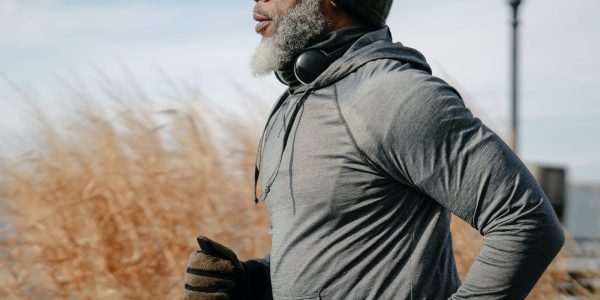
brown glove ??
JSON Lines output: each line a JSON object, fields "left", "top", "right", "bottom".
{"left": 185, "top": 236, "right": 245, "bottom": 300}
{"left": 185, "top": 236, "right": 272, "bottom": 300}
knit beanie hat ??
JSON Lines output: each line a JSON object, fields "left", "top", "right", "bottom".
{"left": 335, "top": 0, "right": 394, "bottom": 28}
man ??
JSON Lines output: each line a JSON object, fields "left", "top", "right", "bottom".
{"left": 184, "top": 0, "right": 565, "bottom": 299}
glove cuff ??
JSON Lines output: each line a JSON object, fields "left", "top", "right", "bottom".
{"left": 237, "top": 260, "right": 271, "bottom": 300}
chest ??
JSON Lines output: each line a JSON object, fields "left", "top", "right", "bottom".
{"left": 258, "top": 90, "right": 372, "bottom": 214}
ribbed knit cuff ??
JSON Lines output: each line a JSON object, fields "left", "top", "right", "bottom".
{"left": 239, "top": 260, "right": 272, "bottom": 300}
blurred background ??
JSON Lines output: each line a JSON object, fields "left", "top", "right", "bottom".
{"left": 1, "top": 0, "right": 599, "bottom": 298}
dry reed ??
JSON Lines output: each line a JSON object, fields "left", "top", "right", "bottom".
{"left": 0, "top": 80, "right": 270, "bottom": 299}
{"left": 0, "top": 78, "right": 589, "bottom": 299}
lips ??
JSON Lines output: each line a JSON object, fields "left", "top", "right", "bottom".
{"left": 253, "top": 13, "right": 272, "bottom": 34}
{"left": 255, "top": 20, "right": 272, "bottom": 33}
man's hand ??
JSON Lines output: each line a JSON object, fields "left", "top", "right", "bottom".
{"left": 184, "top": 236, "right": 245, "bottom": 300}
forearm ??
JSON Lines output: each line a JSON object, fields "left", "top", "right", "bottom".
{"left": 451, "top": 201, "right": 564, "bottom": 299}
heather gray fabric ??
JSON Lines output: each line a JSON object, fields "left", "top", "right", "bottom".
{"left": 252, "top": 26, "right": 564, "bottom": 300}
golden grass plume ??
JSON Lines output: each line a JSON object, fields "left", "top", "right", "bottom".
{"left": 0, "top": 80, "right": 270, "bottom": 299}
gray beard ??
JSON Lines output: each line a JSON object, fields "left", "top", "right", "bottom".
{"left": 250, "top": 0, "right": 328, "bottom": 76}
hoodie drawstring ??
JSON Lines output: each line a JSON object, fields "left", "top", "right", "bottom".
{"left": 287, "top": 101, "right": 306, "bottom": 215}
{"left": 254, "top": 89, "right": 313, "bottom": 207}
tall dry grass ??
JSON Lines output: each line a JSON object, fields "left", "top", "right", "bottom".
{"left": 0, "top": 78, "right": 587, "bottom": 299}
{"left": 0, "top": 80, "right": 270, "bottom": 299}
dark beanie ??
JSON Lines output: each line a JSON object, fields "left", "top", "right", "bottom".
{"left": 336, "top": 0, "right": 394, "bottom": 28}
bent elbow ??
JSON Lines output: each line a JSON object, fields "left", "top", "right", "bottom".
{"left": 548, "top": 220, "right": 565, "bottom": 257}
{"left": 529, "top": 197, "right": 566, "bottom": 259}
{"left": 535, "top": 209, "right": 565, "bottom": 262}
{"left": 521, "top": 199, "right": 565, "bottom": 261}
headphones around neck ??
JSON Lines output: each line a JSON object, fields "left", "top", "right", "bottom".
{"left": 293, "top": 43, "right": 352, "bottom": 85}
{"left": 293, "top": 49, "right": 331, "bottom": 85}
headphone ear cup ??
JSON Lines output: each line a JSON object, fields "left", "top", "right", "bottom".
{"left": 294, "top": 49, "right": 330, "bottom": 85}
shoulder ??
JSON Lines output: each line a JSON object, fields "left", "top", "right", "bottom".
{"left": 330, "top": 58, "right": 482, "bottom": 184}
{"left": 337, "top": 58, "right": 461, "bottom": 113}
{"left": 335, "top": 58, "right": 467, "bottom": 137}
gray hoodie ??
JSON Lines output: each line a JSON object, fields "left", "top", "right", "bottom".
{"left": 252, "top": 26, "right": 564, "bottom": 300}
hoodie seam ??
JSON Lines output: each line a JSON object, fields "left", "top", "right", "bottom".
{"left": 307, "top": 26, "right": 431, "bottom": 89}
{"left": 332, "top": 84, "right": 397, "bottom": 182}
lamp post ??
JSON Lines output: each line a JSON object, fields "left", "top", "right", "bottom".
{"left": 507, "top": 1, "right": 566, "bottom": 222}
{"left": 509, "top": 0, "right": 522, "bottom": 153}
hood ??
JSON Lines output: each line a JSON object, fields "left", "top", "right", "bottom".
{"left": 300, "top": 26, "right": 432, "bottom": 92}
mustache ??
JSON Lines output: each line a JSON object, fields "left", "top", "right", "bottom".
{"left": 253, "top": 7, "right": 273, "bottom": 19}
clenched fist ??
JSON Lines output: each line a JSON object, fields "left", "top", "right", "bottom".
{"left": 184, "top": 236, "right": 272, "bottom": 300}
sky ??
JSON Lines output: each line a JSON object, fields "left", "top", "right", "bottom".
{"left": 1, "top": 0, "right": 599, "bottom": 183}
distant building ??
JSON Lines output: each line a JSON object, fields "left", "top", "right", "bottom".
{"left": 528, "top": 164, "right": 567, "bottom": 221}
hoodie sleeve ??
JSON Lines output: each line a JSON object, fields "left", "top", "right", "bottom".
{"left": 347, "top": 69, "right": 565, "bottom": 299}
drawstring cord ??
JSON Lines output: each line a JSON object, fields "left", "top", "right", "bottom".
{"left": 277, "top": 100, "right": 290, "bottom": 138}
{"left": 254, "top": 89, "right": 314, "bottom": 205}
{"left": 254, "top": 91, "right": 290, "bottom": 205}
{"left": 287, "top": 102, "right": 306, "bottom": 215}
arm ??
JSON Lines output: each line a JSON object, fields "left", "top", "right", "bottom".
{"left": 355, "top": 75, "right": 564, "bottom": 299}
{"left": 418, "top": 92, "right": 563, "bottom": 299}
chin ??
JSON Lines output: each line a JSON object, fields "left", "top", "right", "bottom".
{"left": 261, "top": 29, "right": 276, "bottom": 39}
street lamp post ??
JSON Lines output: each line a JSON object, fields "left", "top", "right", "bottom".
{"left": 507, "top": 1, "right": 567, "bottom": 221}
{"left": 509, "top": 0, "right": 522, "bottom": 153}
